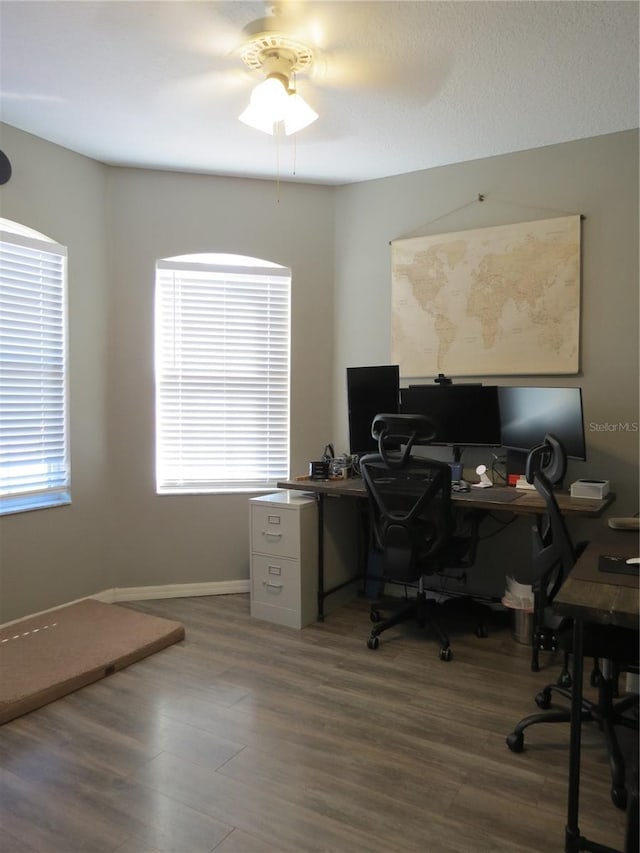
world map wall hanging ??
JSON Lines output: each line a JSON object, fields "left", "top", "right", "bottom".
{"left": 390, "top": 215, "right": 581, "bottom": 378}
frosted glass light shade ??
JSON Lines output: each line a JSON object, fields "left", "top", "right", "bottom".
{"left": 239, "top": 75, "right": 318, "bottom": 135}
{"left": 239, "top": 76, "right": 289, "bottom": 134}
{"left": 283, "top": 93, "right": 318, "bottom": 135}
{"left": 239, "top": 102, "right": 277, "bottom": 134}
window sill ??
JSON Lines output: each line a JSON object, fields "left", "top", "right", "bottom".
{"left": 0, "top": 491, "right": 71, "bottom": 517}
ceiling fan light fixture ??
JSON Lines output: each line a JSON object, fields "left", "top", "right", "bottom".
{"left": 239, "top": 73, "right": 289, "bottom": 132}
{"left": 239, "top": 73, "right": 318, "bottom": 136}
{"left": 238, "top": 29, "right": 318, "bottom": 136}
{"left": 250, "top": 75, "right": 290, "bottom": 119}
{"left": 238, "top": 101, "right": 277, "bottom": 135}
{"left": 283, "top": 92, "right": 318, "bottom": 135}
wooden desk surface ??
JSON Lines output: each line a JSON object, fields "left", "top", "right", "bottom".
{"left": 554, "top": 537, "right": 639, "bottom": 629}
{"left": 276, "top": 476, "right": 614, "bottom": 517}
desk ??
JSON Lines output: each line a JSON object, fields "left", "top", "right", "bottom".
{"left": 276, "top": 476, "right": 614, "bottom": 618}
{"left": 553, "top": 537, "right": 639, "bottom": 853}
{"left": 279, "top": 476, "right": 613, "bottom": 516}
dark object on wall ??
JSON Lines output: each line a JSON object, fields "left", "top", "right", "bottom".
{"left": 0, "top": 151, "right": 12, "bottom": 185}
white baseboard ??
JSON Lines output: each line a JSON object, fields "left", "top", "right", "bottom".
{"left": 1, "top": 580, "right": 250, "bottom": 628}
{"left": 96, "top": 579, "right": 250, "bottom": 603}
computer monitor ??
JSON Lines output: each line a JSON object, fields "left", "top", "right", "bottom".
{"left": 399, "top": 384, "right": 502, "bottom": 452}
{"left": 347, "top": 365, "right": 400, "bottom": 455}
{"left": 498, "top": 386, "right": 586, "bottom": 460}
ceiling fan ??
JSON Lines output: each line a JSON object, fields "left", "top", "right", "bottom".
{"left": 236, "top": 3, "right": 319, "bottom": 135}
{"left": 158, "top": 1, "right": 441, "bottom": 142}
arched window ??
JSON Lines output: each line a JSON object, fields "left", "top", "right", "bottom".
{"left": 155, "top": 253, "right": 291, "bottom": 493}
{"left": 0, "top": 218, "right": 70, "bottom": 514}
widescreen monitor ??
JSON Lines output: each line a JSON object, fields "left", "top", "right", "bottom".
{"left": 399, "top": 384, "right": 502, "bottom": 448}
{"left": 498, "top": 386, "right": 586, "bottom": 460}
{"left": 347, "top": 365, "right": 400, "bottom": 455}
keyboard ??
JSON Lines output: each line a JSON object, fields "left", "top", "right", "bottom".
{"left": 452, "top": 488, "right": 521, "bottom": 504}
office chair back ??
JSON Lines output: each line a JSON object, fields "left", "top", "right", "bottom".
{"left": 370, "top": 412, "right": 438, "bottom": 467}
{"left": 525, "top": 433, "right": 585, "bottom": 672}
{"left": 526, "top": 433, "right": 577, "bottom": 605}
{"left": 508, "top": 434, "right": 638, "bottom": 809}
{"left": 361, "top": 414, "right": 454, "bottom": 584}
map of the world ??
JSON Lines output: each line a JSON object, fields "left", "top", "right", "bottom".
{"left": 391, "top": 215, "right": 581, "bottom": 377}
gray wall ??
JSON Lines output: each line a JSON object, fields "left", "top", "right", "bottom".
{"left": 0, "top": 126, "right": 112, "bottom": 621}
{"left": 333, "top": 130, "right": 639, "bottom": 588}
{"left": 0, "top": 124, "right": 335, "bottom": 622}
{"left": 0, "top": 124, "right": 638, "bottom": 620}
{"left": 104, "top": 167, "right": 335, "bottom": 591}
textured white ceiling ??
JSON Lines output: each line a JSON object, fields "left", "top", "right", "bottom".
{"left": 1, "top": 1, "right": 638, "bottom": 185}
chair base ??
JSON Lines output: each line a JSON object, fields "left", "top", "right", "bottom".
{"left": 506, "top": 677, "right": 639, "bottom": 810}
{"left": 367, "top": 590, "right": 452, "bottom": 660}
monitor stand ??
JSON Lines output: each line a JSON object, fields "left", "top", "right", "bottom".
{"left": 449, "top": 446, "right": 463, "bottom": 482}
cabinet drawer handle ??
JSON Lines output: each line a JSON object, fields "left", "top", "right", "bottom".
{"left": 262, "top": 530, "right": 283, "bottom": 540}
{"left": 263, "top": 581, "right": 284, "bottom": 592}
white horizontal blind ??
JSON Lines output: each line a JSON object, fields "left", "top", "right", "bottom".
{"left": 155, "top": 258, "right": 291, "bottom": 492}
{"left": 0, "top": 228, "right": 70, "bottom": 514}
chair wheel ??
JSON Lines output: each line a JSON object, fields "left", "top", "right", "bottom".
{"left": 367, "top": 636, "right": 379, "bottom": 650}
{"left": 439, "top": 646, "right": 452, "bottom": 661}
{"left": 370, "top": 610, "right": 382, "bottom": 623}
{"left": 506, "top": 731, "right": 524, "bottom": 752}
{"left": 611, "top": 786, "right": 627, "bottom": 810}
{"left": 475, "top": 624, "right": 488, "bottom": 638}
{"left": 557, "top": 671, "right": 572, "bottom": 689}
{"left": 531, "top": 661, "right": 540, "bottom": 673}
{"left": 535, "top": 688, "right": 552, "bottom": 710}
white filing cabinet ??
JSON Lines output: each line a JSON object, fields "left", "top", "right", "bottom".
{"left": 249, "top": 491, "right": 318, "bottom": 629}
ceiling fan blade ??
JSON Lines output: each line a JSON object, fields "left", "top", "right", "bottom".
{"left": 309, "top": 47, "right": 451, "bottom": 104}
{"left": 148, "top": 4, "right": 265, "bottom": 110}
{"left": 160, "top": 68, "right": 250, "bottom": 106}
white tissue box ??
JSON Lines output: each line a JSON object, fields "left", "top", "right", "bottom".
{"left": 570, "top": 479, "right": 610, "bottom": 500}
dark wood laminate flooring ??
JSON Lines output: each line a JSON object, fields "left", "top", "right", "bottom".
{"left": 0, "top": 594, "right": 633, "bottom": 852}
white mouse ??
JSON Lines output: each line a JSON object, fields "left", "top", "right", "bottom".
{"left": 626, "top": 557, "right": 640, "bottom": 564}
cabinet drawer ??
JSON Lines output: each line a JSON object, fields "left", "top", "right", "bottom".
{"left": 251, "top": 554, "right": 301, "bottom": 610}
{"left": 251, "top": 504, "right": 302, "bottom": 557}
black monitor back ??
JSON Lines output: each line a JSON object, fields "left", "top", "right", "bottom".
{"left": 498, "top": 386, "right": 586, "bottom": 460}
{"left": 399, "top": 384, "right": 501, "bottom": 447}
{"left": 347, "top": 365, "right": 400, "bottom": 455}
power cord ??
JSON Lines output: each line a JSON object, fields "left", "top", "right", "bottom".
{"left": 479, "top": 513, "right": 519, "bottom": 540}
{"left": 490, "top": 454, "right": 508, "bottom": 486}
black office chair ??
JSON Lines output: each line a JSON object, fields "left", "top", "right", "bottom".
{"left": 526, "top": 433, "right": 582, "bottom": 684}
{"left": 506, "top": 434, "right": 639, "bottom": 810}
{"left": 360, "top": 413, "right": 478, "bottom": 660}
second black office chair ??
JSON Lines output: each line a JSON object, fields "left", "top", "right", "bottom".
{"left": 360, "top": 413, "right": 478, "bottom": 660}
{"left": 526, "top": 433, "right": 582, "bottom": 684}
{"left": 506, "top": 434, "right": 639, "bottom": 810}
